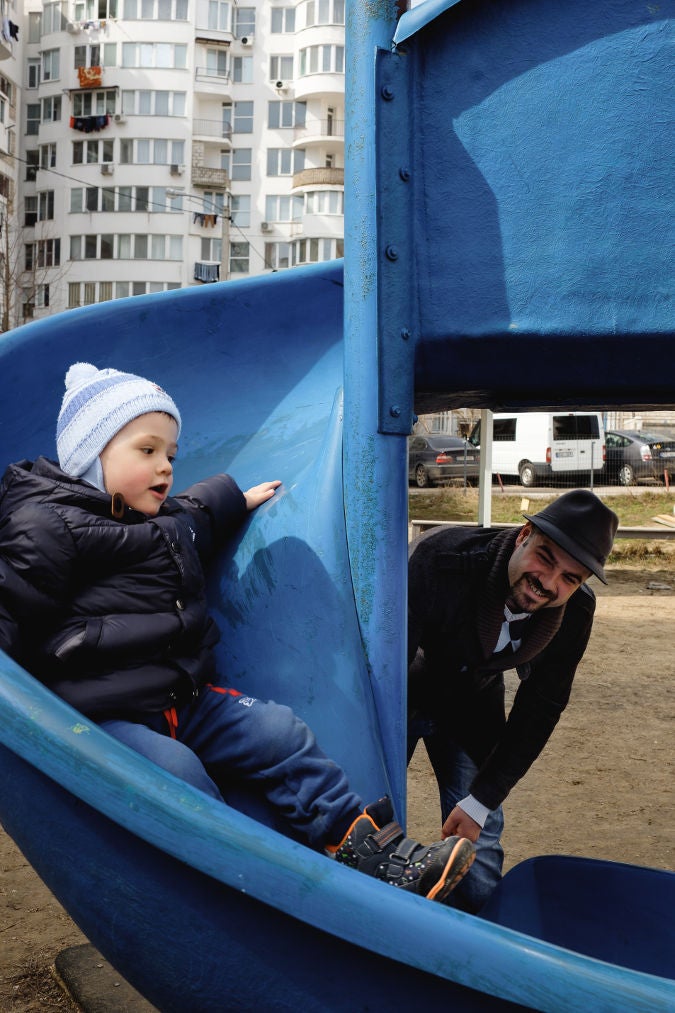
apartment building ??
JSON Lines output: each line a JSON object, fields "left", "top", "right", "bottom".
{"left": 4, "top": 0, "right": 345, "bottom": 325}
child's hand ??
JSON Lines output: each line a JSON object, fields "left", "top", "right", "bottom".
{"left": 244, "top": 480, "right": 282, "bottom": 511}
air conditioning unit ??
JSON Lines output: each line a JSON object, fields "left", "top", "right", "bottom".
{"left": 113, "top": 113, "right": 126, "bottom": 124}
{"left": 101, "top": 162, "right": 114, "bottom": 175}
{"left": 260, "top": 221, "right": 271, "bottom": 232}
{"left": 67, "top": 22, "right": 81, "bottom": 33}
{"left": 240, "top": 35, "right": 254, "bottom": 46}
{"left": 275, "top": 80, "right": 287, "bottom": 92}
{"left": 170, "top": 164, "right": 184, "bottom": 176}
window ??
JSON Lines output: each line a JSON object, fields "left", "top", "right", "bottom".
{"left": 26, "top": 105, "right": 41, "bottom": 136}
{"left": 38, "top": 191, "right": 55, "bottom": 221}
{"left": 26, "top": 150, "right": 39, "bottom": 182}
{"left": 292, "top": 236, "right": 343, "bottom": 264}
{"left": 121, "top": 90, "right": 186, "bottom": 116}
{"left": 68, "top": 282, "right": 81, "bottom": 308}
{"left": 122, "top": 43, "right": 187, "bottom": 68}
{"left": 267, "top": 148, "right": 304, "bottom": 176}
{"left": 200, "top": 191, "right": 226, "bottom": 215}
{"left": 233, "top": 101, "right": 253, "bottom": 133}
{"left": 265, "top": 194, "right": 303, "bottom": 222}
{"left": 41, "top": 96, "right": 62, "bottom": 122}
{"left": 304, "top": 0, "right": 345, "bottom": 26}
{"left": 205, "top": 0, "right": 230, "bottom": 32}
{"left": 36, "top": 285, "right": 50, "bottom": 309}
{"left": 230, "top": 195, "right": 250, "bottom": 228}
{"left": 271, "top": 7, "right": 295, "bottom": 32}
{"left": 28, "top": 12, "right": 42, "bottom": 43}
{"left": 232, "top": 56, "right": 253, "bottom": 83}
{"left": 122, "top": 0, "right": 187, "bottom": 17}
{"left": 74, "top": 43, "right": 115, "bottom": 70}
{"left": 305, "top": 190, "right": 343, "bottom": 214}
{"left": 299, "top": 45, "right": 344, "bottom": 76}
{"left": 73, "top": 89, "right": 116, "bottom": 117}
{"left": 40, "top": 143, "right": 57, "bottom": 169}
{"left": 205, "top": 48, "right": 228, "bottom": 78}
{"left": 25, "top": 196, "right": 38, "bottom": 227}
{"left": 264, "top": 241, "right": 291, "bottom": 270}
{"left": 73, "top": 139, "right": 113, "bottom": 164}
{"left": 28, "top": 61, "right": 40, "bottom": 89}
{"left": 270, "top": 55, "right": 293, "bottom": 82}
{"left": 200, "top": 236, "right": 222, "bottom": 262}
{"left": 76, "top": 0, "right": 118, "bottom": 18}
{"left": 234, "top": 6, "right": 255, "bottom": 36}
{"left": 42, "top": 3, "right": 66, "bottom": 34}
{"left": 37, "top": 238, "right": 61, "bottom": 267}
{"left": 119, "top": 138, "right": 185, "bottom": 165}
{"left": 552, "top": 415, "right": 600, "bottom": 440}
{"left": 268, "top": 101, "right": 306, "bottom": 129}
{"left": 231, "top": 149, "right": 252, "bottom": 181}
{"left": 230, "top": 241, "right": 249, "bottom": 274}
{"left": 42, "top": 50, "right": 60, "bottom": 82}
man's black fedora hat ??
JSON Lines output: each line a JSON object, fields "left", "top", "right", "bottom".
{"left": 524, "top": 490, "right": 619, "bottom": 584}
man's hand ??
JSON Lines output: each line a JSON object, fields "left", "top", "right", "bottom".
{"left": 244, "top": 480, "right": 282, "bottom": 511}
{"left": 442, "top": 805, "right": 481, "bottom": 843}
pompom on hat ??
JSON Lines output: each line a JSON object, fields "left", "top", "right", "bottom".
{"left": 57, "top": 362, "right": 181, "bottom": 478}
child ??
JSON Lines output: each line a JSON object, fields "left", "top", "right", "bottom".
{"left": 0, "top": 362, "right": 474, "bottom": 902}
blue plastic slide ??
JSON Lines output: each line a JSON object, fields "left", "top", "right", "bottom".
{"left": 1, "top": 0, "right": 674, "bottom": 1009}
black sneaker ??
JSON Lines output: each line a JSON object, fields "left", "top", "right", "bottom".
{"left": 333, "top": 797, "right": 475, "bottom": 902}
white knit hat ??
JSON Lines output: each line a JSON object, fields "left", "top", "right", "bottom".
{"left": 57, "top": 362, "right": 182, "bottom": 477}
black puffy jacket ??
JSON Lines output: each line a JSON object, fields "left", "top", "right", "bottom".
{"left": 0, "top": 457, "right": 248, "bottom": 718}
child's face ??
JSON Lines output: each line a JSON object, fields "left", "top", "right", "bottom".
{"left": 100, "top": 412, "right": 178, "bottom": 516}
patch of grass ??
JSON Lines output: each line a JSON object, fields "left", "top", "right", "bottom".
{"left": 409, "top": 487, "right": 675, "bottom": 568}
{"left": 409, "top": 487, "right": 675, "bottom": 528}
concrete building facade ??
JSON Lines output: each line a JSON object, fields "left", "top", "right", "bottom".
{"left": 2, "top": 0, "right": 345, "bottom": 325}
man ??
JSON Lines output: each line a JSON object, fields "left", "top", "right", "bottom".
{"left": 407, "top": 489, "right": 619, "bottom": 913}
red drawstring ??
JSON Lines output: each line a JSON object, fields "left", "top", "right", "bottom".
{"left": 163, "top": 706, "right": 179, "bottom": 739}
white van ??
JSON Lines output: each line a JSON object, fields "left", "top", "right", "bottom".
{"left": 468, "top": 412, "right": 605, "bottom": 487}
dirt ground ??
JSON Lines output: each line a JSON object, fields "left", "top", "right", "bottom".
{"left": 1, "top": 565, "right": 674, "bottom": 1011}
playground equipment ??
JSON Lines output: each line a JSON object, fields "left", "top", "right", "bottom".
{"left": 0, "top": 1, "right": 673, "bottom": 1009}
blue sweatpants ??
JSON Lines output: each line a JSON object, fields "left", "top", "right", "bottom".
{"left": 101, "top": 685, "right": 364, "bottom": 850}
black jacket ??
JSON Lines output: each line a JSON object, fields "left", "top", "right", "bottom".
{"left": 408, "top": 524, "right": 595, "bottom": 810}
{"left": 0, "top": 457, "right": 248, "bottom": 718}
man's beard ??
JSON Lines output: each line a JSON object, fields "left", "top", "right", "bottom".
{"left": 507, "top": 573, "right": 555, "bottom": 613}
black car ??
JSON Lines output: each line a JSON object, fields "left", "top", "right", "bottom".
{"left": 604, "top": 429, "right": 675, "bottom": 485}
{"left": 408, "top": 435, "right": 480, "bottom": 488}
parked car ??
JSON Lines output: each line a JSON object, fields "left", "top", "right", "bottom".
{"left": 604, "top": 429, "right": 675, "bottom": 485}
{"left": 408, "top": 435, "right": 480, "bottom": 488}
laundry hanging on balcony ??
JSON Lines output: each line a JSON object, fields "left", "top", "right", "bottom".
{"left": 78, "top": 66, "right": 103, "bottom": 88}
{"left": 194, "top": 262, "right": 220, "bottom": 283}
{"left": 69, "top": 114, "right": 110, "bottom": 132}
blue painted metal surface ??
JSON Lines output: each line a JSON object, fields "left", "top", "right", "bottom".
{"left": 0, "top": 0, "right": 674, "bottom": 1009}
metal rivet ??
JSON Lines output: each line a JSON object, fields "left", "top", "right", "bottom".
{"left": 381, "top": 85, "right": 394, "bottom": 101}
{"left": 385, "top": 244, "right": 399, "bottom": 261}
{"left": 400, "top": 328, "right": 410, "bottom": 341}
{"left": 399, "top": 168, "right": 411, "bottom": 182}
{"left": 390, "top": 405, "right": 401, "bottom": 418}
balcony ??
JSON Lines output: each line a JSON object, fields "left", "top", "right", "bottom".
{"left": 191, "top": 165, "right": 231, "bottom": 190}
{"left": 293, "top": 119, "right": 344, "bottom": 147}
{"left": 292, "top": 167, "right": 344, "bottom": 190}
{"left": 194, "top": 67, "right": 232, "bottom": 98}
{"left": 193, "top": 118, "right": 232, "bottom": 142}
{"left": 194, "top": 261, "right": 220, "bottom": 283}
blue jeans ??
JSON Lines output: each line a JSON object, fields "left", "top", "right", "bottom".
{"left": 101, "top": 685, "right": 363, "bottom": 851}
{"left": 408, "top": 713, "right": 504, "bottom": 913}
